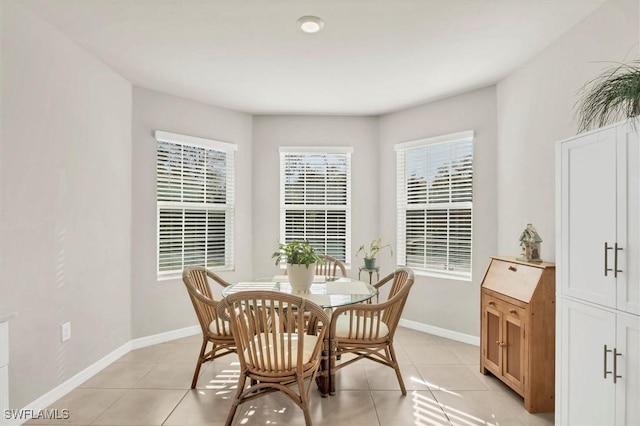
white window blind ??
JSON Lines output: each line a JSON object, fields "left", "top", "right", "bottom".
{"left": 396, "top": 131, "right": 474, "bottom": 280}
{"left": 279, "top": 147, "right": 352, "bottom": 264}
{"left": 156, "top": 131, "right": 237, "bottom": 277}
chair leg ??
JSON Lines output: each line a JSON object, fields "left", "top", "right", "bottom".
{"left": 225, "top": 373, "right": 247, "bottom": 426}
{"left": 298, "top": 376, "right": 313, "bottom": 426}
{"left": 191, "top": 338, "right": 209, "bottom": 388}
{"left": 388, "top": 343, "right": 406, "bottom": 395}
{"left": 302, "top": 406, "right": 313, "bottom": 426}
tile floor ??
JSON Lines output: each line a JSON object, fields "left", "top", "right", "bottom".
{"left": 26, "top": 327, "right": 554, "bottom": 425}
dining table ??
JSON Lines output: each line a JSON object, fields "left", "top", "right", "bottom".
{"left": 221, "top": 275, "right": 377, "bottom": 396}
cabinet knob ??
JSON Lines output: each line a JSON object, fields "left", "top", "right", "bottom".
{"left": 508, "top": 265, "right": 517, "bottom": 272}
{"left": 509, "top": 309, "right": 517, "bottom": 315}
{"left": 488, "top": 301, "right": 495, "bottom": 306}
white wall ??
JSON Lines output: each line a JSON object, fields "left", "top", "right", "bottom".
{"left": 0, "top": 2, "right": 132, "bottom": 409}
{"left": 379, "top": 87, "right": 498, "bottom": 336}
{"left": 251, "top": 116, "right": 379, "bottom": 278}
{"left": 496, "top": 0, "right": 639, "bottom": 260}
{"left": 131, "top": 87, "right": 253, "bottom": 338}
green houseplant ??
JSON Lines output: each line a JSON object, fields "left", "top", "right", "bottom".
{"left": 272, "top": 240, "right": 323, "bottom": 292}
{"left": 576, "top": 60, "right": 640, "bottom": 132}
{"left": 356, "top": 238, "right": 393, "bottom": 269}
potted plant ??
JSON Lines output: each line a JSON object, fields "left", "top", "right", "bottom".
{"left": 576, "top": 59, "right": 640, "bottom": 132}
{"left": 272, "top": 240, "right": 323, "bottom": 292}
{"left": 356, "top": 238, "right": 393, "bottom": 269}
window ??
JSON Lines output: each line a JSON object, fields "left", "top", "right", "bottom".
{"left": 156, "top": 131, "right": 237, "bottom": 277}
{"left": 279, "top": 147, "right": 352, "bottom": 264}
{"left": 396, "top": 131, "right": 474, "bottom": 280}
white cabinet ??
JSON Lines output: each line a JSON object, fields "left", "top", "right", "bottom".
{"left": 559, "top": 299, "right": 639, "bottom": 425}
{"left": 616, "top": 313, "right": 640, "bottom": 426}
{"left": 557, "top": 120, "right": 640, "bottom": 425}
{"left": 559, "top": 123, "right": 639, "bottom": 314}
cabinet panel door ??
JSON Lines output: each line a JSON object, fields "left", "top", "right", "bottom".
{"left": 617, "top": 124, "right": 640, "bottom": 315}
{"left": 615, "top": 313, "right": 640, "bottom": 426}
{"left": 482, "top": 260, "right": 542, "bottom": 303}
{"left": 561, "top": 128, "right": 617, "bottom": 308}
{"left": 483, "top": 304, "right": 502, "bottom": 374}
{"left": 560, "top": 299, "right": 615, "bottom": 425}
{"left": 503, "top": 313, "right": 524, "bottom": 392}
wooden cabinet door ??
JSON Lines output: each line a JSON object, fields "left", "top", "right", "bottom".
{"left": 502, "top": 309, "right": 525, "bottom": 393}
{"left": 616, "top": 124, "right": 640, "bottom": 315}
{"left": 560, "top": 127, "right": 617, "bottom": 308}
{"left": 482, "top": 299, "right": 502, "bottom": 375}
{"left": 615, "top": 313, "right": 640, "bottom": 425}
{"left": 559, "top": 299, "right": 615, "bottom": 426}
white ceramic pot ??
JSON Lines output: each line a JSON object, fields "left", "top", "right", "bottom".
{"left": 286, "top": 263, "right": 316, "bottom": 293}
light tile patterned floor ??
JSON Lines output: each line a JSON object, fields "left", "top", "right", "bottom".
{"left": 26, "top": 327, "right": 554, "bottom": 425}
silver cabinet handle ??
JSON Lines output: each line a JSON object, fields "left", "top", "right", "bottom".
{"left": 613, "top": 348, "right": 622, "bottom": 383}
{"left": 604, "top": 345, "right": 612, "bottom": 378}
{"left": 614, "top": 243, "right": 623, "bottom": 278}
{"left": 605, "top": 243, "right": 613, "bottom": 276}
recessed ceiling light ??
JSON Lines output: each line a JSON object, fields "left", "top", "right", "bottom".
{"left": 297, "top": 16, "right": 324, "bottom": 34}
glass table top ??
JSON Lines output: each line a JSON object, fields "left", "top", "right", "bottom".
{"left": 222, "top": 276, "right": 376, "bottom": 309}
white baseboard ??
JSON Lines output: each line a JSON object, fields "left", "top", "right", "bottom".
{"left": 399, "top": 318, "right": 480, "bottom": 346}
{"left": 4, "top": 341, "right": 131, "bottom": 426}
{"left": 8, "top": 325, "right": 200, "bottom": 426}
{"left": 130, "top": 325, "right": 200, "bottom": 350}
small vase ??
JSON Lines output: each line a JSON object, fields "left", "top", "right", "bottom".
{"left": 364, "top": 258, "right": 377, "bottom": 269}
{"left": 287, "top": 263, "right": 316, "bottom": 292}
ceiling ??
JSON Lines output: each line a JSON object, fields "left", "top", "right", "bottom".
{"left": 23, "top": 0, "right": 607, "bottom": 116}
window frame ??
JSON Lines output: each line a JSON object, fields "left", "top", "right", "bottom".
{"left": 279, "top": 146, "right": 353, "bottom": 267}
{"left": 155, "top": 130, "right": 237, "bottom": 279}
{"left": 395, "top": 130, "right": 474, "bottom": 281}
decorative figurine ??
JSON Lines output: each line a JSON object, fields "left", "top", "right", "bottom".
{"left": 518, "top": 223, "right": 542, "bottom": 262}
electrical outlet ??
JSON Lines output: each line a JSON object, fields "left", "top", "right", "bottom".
{"left": 61, "top": 322, "right": 71, "bottom": 342}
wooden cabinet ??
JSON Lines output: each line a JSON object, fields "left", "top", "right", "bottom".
{"left": 557, "top": 121, "right": 640, "bottom": 425}
{"left": 480, "top": 256, "right": 555, "bottom": 413}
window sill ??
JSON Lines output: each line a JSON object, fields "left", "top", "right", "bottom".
{"left": 413, "top": 268, "right": 472, "bottom": 282}
{"left": 158, "top": 266, "right": 234, "bottom": 282}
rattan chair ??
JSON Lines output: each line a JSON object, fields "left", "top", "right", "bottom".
{"left": 315, "top": 254, "right": 347, "bottom": 277}
{"left": 329, "top": 267, "right": 414, "bottom": 395}
{"left": 182, "top": 266, "right": 236, "bottom": 388}
{"left": 218, "top": 291, "right": 329, "bottom": 426}
{"left": 370, "top": 266, "right": 412, "bottom": 303}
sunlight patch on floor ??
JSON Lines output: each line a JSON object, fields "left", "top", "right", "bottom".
{"left": 411, "top": 376, "right": 461, "bottom": 396}
{"left": 238, "top": 404, "right": 287, "bottom": 425}
{"left": 204, "top": 367, "right": 240, "bottom": 389}
{"left": 412, "top": 391, "right": 450, "bottom": 426}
